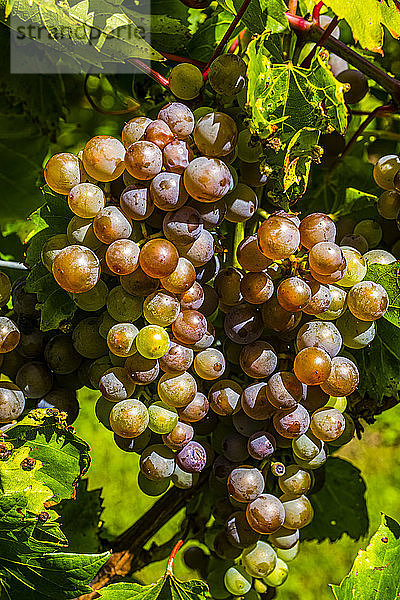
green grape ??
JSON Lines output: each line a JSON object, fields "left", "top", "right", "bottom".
{"left": 224, "top": 566, "right": 252, "bottom": 596}
{"left": 138, "top": 472, "right": 170, "bottom": 496}
{"left": 140, "top": 444, "right": 175, "bottom": 480}
{"left": 16, "top": 361, "right": 53, "bottom": 399}
{"left": 280, "top": 494, "right": 314, "bottom": 529}
{"left": 373, "top": 154, "right": 400, "bottom": 190}
{"left": 98, "top": 311, "right": 118, "bottom": 339}
{"left": 263, "top": 558, "right": 288, "bottom": 587}
{"left": 276, "top": 542, "right": 299, "bottom": 562}
{"left": 325, "top": 395, "right": 347, "bottom": 412}
{"left": 292, "top": 431, "right": 322, "bottom": 461}
{"left": 93, "top": 206, "right": 132, "bottom": 245}
{"left": 109, "top": 398, "right": 148, "bottom": 437}
{"left": 169, "top": 63, "right": 204, "bottom": 100}
{"left": 53, "top": 245, "right": 100, "bottom": 294}
{"left": 242, "top": 541, "right": 277, "bottom": 578}
{"left": 293, "top": 445, "right": 327, "bottom": 470}
{"left": 44, "top": 153, "right": 81, "bottom": 195}
{"left": 363, "top": 249, "right": 396, "bottom": 265}
{"left": 122, "top": 116, "right": 152, "bottom": 148}
{"left": 120, "top": 266, "right": 159, "bottom": 297}
{"left": 106, "top": 286, "right": 143, "bottom": 322}
{"left": 72, "top": 316, "right": 108, "bottom": 359}
{"left": 73, "top": 279, "right": 108, "bottom": 311}
{"left": 0, "top": 317, "right": 20, "bottom": 354}
{"left": 67, "top": 216, "right": 102, "bottom": 250}
{"left": 82, "top": 135, "right": 126, "bottom": 182}
{"left": 347, "top": 280, "right": 389, "bottom": 321}
{"left": 377, "top": 190, "right": 400, "bottom": 219}
{"left": 171, "top": 464, "right": 199, "bottom": 489}
{"left": 194, "top": 112, "right": 237, "bottom": 157}
{"left": 193, "top": 106, "right": 213, "bottom": 121}
{"left": 107, "top": 323, "right": 138, "bottom": 357}
{"left": 99, "top": 366, "right": 136, "bottom": 402}
{"left": 336, "top": 310, "right": 376, "bottom": 349}
{"left": 353, "top": 220, "right": 382, "bottom": 248}
{"left": 237, "top": 129, "right": 263, "bottom": 163}
{"left": 310, "top": 407, "right": 346, "bottom": 441}
{"left": 183, "top": 157, "right": 231, "bottom": 202}
{"left": 224, "top": 183, "right": 258, "bottom": 223}
{"left": 278, "top": 465, "right": 312, "bottom": 495}
{"left": 194, "top": 348, "right": 226, "bottom": 380}
{"left": 0, "top": 382, "right": 25, "bottom": 423}
{"left": 88, "top": 356, "right": 114, "bottom": 388}
{"left": 44, "top": 334, "right": 82, "bottom": 375}
{"left": 136, "top": 325, "right": 170, "bottom": 359}
{"left": 246, "top": 494, "right": 285, "bottom": 534}
{"left": 207, "top": 569, "right": 231, "bottom": 600}
{"left": 337, "top": 247, "right": 367, "bottom": 288}
{"left": 143, "top": 290, "right": 180, "bottom": 327}
{"left": 208, "top": 54, "right": 247, "bottom": 95}
{"left": 315, "top": 285, "right": 347, "bottom": 321}
{"left": 269, "top": 526, "right": 299, "bottom": 550}
{"left": 68, "top": 183, "right": 105, "bottom": 218}
{"left": 41, "top": 234, "right": 69, "bottom": 271}
{"left": 148, "top": 400, "right": 178, "bottom": 434}
{"left": 158, "top": 371, "right": 197, "bottom": 407}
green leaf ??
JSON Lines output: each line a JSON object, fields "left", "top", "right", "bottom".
{"left": 5, "top": 409, "right": 91, "bottom": 504}
{"left": 57, "top": 479, "right": 103, "bottom": 553}
{"left": 330, "top": 514, "right": 400, "bottom": 599}
{"left": 218, "top": 0, "right": 289, "bottom": 35}
{"left": 302, "top": 457, "right": 368, "bottom": 542}
{"left": 323, "top": 0, "right": 400, "bottom": 54}
{"left": 282, "top": 127, "right": 321, "bottom": 196}
{"left": 364, "top": 262, "right": 400, "bottom": 328}
{"left": 331, "top": 187, "right": 378, "bottom": 221}
{"left": 124, "top": 10, "right": 190, "bottom": 53}
{"left": 98, "top": 576, "right": 209, "bottom": 600}
{"left": 187, "top": 8, "right": 237, "bottom": 62}
{"left": 358, "top": 319, "right": 400, "bottom": 403}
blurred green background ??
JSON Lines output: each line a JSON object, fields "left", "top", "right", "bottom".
{"left": 75, "top": 387, "right": 400, "bottom": 599}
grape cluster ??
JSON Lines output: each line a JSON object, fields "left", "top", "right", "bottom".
{"left": 0, "top": 53, "right": 391, "bottom": 594}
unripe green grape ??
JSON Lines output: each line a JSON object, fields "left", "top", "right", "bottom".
{"left": 44, "top": 334, "right": 82, "bottom": 375}
{"left": 107, "top": 323, "right": 138, "bottom": 357}
{"left": 336, "top": 310, "right": 376, "bottom": 349}
{"left": 242, "top": 541, "right": 277, "bottom": 578}
{"left": 66, "top": 216, "right": 102, "bottom": 250}
{"left": 278, "top": 465, "right": 312, "bottom": 495}
{"left": 224, "top": 566, "right": 252, "bottom": 596}
{"left": 269, "top": 526, "right": 299, "bottom": 550}
{"left": 353, "top": 220, "right": 382, "bottom": 248}
{"left": 82, "top": 136, "right": 126, "bottom": 182}
{"left": 136, "top": 325, "right": 170, "bottom": 359}
{"left": 98, "top": 311, "right": 118, "bottom": 339}
{"left": 158, "top": 371, "right": 197, "bottom": 407}
{"left": 280, "top": 493, "right": 314, "bottom": 529}
{"left": 172, "top": 463, "right": 200, "bottom": 489}
{"left": 44, "top": 153, "right": 81, "bottom": 195}
{"left": 148, "top": 401, "right": 178, "bottom": 434}
{"left": 263, "top": 558, "right": 288, "bottom": 587}
{"left": 53, "top": 245, "right": 100, "bottom": 294}
{"left": 208, "top": 54, "right": 247, "bottom": 96}
{"left": 110, "top": 398, "right": 148, "bottom": 437}
{"left": 140, "top": 444, "right": 175, "bottom": 480}
{"left": 16, "top": 361, "right": 53, "bottom": 399}
{"left": 0, "top": 382, "right": 25, "bottom": 423}
{"left": 337, "top": 247, "right": 367, "bottom": 287}
{"left": 41, "top": 234, "right": 69, "bottom": 271}
{"left": 237, "top": 129, "right": 263, "bottom": 163}
{"left": 0, "top": 317, "right": 20, "bottom": 354}
{"left": 373, "top": 154, "right": 400, "bottom": 190}
{"left": 193, "top": 106, "right": 213, "bottom": 121}
{"left": 325, "top": 395, "right": 347, "bottom": 412}
{"left": 106, "top": 286, "right": 143, "bottom": 323}
{"left": 194, "top": 348, "right": 226, "bottom": 380}
{"left": 292, "top": 431, "right": 322, "bottom": 461}
{"left": 169, "top": 63, "right": 204, "bottom": 100}
{"left": 73, "top": 279, "right": 108, "bottom": 312}
{"left": 293, "top": 445, "right": 327, "bottom": 469}
{"left": 72, "top": 316, "right": 108, "bottom": 359}
{"left": 276, "top": 542, "right": 299, "bottom": 562}
{"left": 224, "top": 183, "right": 258, "bottom": 223}
{"left": 377, "top": 190, "right": 400, "bottom": 219}
{"left": 143, "top": 290, "right": 180, "bottom": 327}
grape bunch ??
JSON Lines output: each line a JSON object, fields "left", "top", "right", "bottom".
{"left": 0, "top": 57, "right": 392, "bottom": 595}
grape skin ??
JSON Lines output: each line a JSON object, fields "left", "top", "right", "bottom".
{"left": 242, "top": 541, "right": 277, "bottom": 578}
{"left": 280, "top": 494, "right": 314, "bottom": 529}
{"left": 227, "top": 466, "right": 265, "bottom": 502}
{"left": 183, "top": 157, "right": 231, "bottom": 202}
{"left": 44, "top": 153, "right": 81, "bottom": 195}
{"left": 257, "top": 215, "right": 300, "bottom": 260}
{"left": 0, "top": 382, "right": 25, "bottom": 423}
{"left": 125, "top": 141, "right": 163, "bottom": 180}
{"left": 266, "top": 371, "right": 303, "bottom": 410}
{"left": 347, "top": 281, "right": 389, "bottom": 321}
{"left": 53, "top": 245, "right": 100, "bottom": 294}
{"left": 246, "top": 494, "right": 286, "bottom": 534}
{"left": 273, "top": 404, "right": 310, "bottom": 439}
{"left": 320, "top": 356, "right": 359, "bottom": 396}
{"left": 93, "top": 206, "right": 132, "bottom": 244}
{"left": 158, "top": 102, "right": 195, "bottom": 139}
{"left": 296, "top": 321, "right": 342, "bottom": 358}
{"left": 150, "top": 172, "right": 188, "bottom": 212}
{"left": 208, "top": 54, "right": 247, "bottom": 96}
{"left": 119, "top": 185, "right": 154, "bottom": 221}
{"left": 194, "top": 112, "right": 238, "bottom": 158}
{"left": 169, "top": 63, "right": 204, "bottom": 101}
{"left": 82, "top": 136, "right": 126, "bottom": 182}
{"left": 310, "top": 407, "right": 346, "bottom": 441}
{"left": 68, "top": 183, "right": 105, "bottom": 218}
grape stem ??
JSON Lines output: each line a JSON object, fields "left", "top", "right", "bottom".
{"left": 233, "top": 222, "right": 245, "bottom": 268}
{"left": 159, "top": 53, "right": 206, "bottom": 69}
{"left": 312, "top": 1, "right": 324, "bottom": 22}
{"left": 300, "top": 16, "right": 339, "bottom": 68}
{"left": 202, "top": 0, "right": 252, "bottom": 78}
{"left": 0, "top": 260, "right": 28, "bottom": 271}
{"left": 166, "top": 539, "right": 184, "bottom": 576}
{"left": 128, "top": 59, "right": 170, "bottom": 89}
{"left": 286, "top": 13, "right": 400, "bottom": 104}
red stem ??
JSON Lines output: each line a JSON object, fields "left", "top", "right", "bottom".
{"left": 285, "top": 12, "right": 313, "bottom": 32}
{"left": 160, "top": 53, "right": 206, "bottom": 69}
{"left": 129, "top": 59, "right": 169, "bottom": 88}
{"left": 166, "top": 540, "right": 184, "bottom": 576}
{"left": 301, "top": 15, "right": 339, "bottom": 68}
{"left": 228, "top": 36, "right": 239, "bottom": 53}
{"left": 203, "top": 0, "right": 252, "bottom": 78}
{"left": 288, "top": 0, "right": 298, "bottom": 14}
{"left": 312, "top": 1, "right": 324, "bottom": 23}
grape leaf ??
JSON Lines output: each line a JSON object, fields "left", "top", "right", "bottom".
{"left": 282, "top": 127, "right": 321, "bottom": 196}
{"left": 330, "top": 187, "right": 378, "bottom": 221}
{"left": 57, "top": 479, "right": 103, "bottom": 553}
{"left": 322, "top": 0, "right": 400, "bottom": 54}
{"left": 301, "top": 457, "right": 368, "bottom": 542}
{"left": 187, "top": 8, "right": 238, "bottom": 62}
{"left": 364, "top": 262, "right": 400, "bottom": 328}
{"left": 330, "top": 514, "right": 400, "bottom": 599}
{"left": 218, "top": 0, "right": 289, "bottom": 35}
{"left": 5, "top": 409, "right": 91, "bottom": 503}
{"left": 98, "top": 577, "right": 209, "bottom": 600}
{"left": 358, "top": 318, "right": 400, "bottom": 403}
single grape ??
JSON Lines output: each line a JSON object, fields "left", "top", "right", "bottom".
{"left": 353, "top": 220, "right": 382, "bottom": 248}
{"left": 106, "top": 286, "right": 143, "bottom": 322}
{"left": 82, "top": 136, "right": 125, "bottom": 182}
{"left": 242, "top": 541, "right": 277, "bottom": 578}
{"left": 136, "top": 325, "right": 170, "bottom": 359}
{"left": 207, "top": 570, "right": 230, "bottom": 600}
{"left": 119, "top": 184, "right": 154, "bottom": 221}
{"left": 66, "top": 216, "right": 101, "bottom": 250}
{"left": 224, "top": 304, "right": 263, "bottom": 344}
{"left": 377, "top": 190, "right": 400, "bottom": 219}
{"left": 53, "top": 245, "right": 100, "bottom": 294}
{"left": 120, "top": 266, "right": 159, "bottom": 297}
{"left": 280, "top": 493, "right": 314, "bottom": 529}
{"left": 337, "top": 69, "right": 368, "bottom": 103}
{"left": 347, "top": 280, "right": 388, "bottom": 321}
{"left": 144, "top": 119, "right": 174, "bottom": 149}
{"left": 44, "top": 153, "right": 81, "bottom": 194}
{"left": 261, "top": 296, "right": 302, "bottom": 332}
{"left": 310, "top": 407, "right": 346, "bottom": 442}
{"left": 163, "top": 206, "right": 203, "bottom": 245}
{"left": 140, "top": 444, "right": 175, "bottom": 480}
{"left": 213, "top": 530, "right": 242, "bottom": 560}
{"left": 44, "top": 334, "right": 82, "bottom": 374}
{"left": 160, "top": 258, "right": 195, "bottom": 296}
{"left": 273, "top": 404, "right": 311, "bottom": 439}
{"left": 107, "top": 323, "right": 138, "bottom": 358}
{"left": 237, "top": 234, "right": 272, "bottom": 272}
{"left": 294, "top": 347, "right": 332, "bottom": 385}
{"left": 266, "top": 371, "right": 303, "bottom": 410}
{"left": 189, "top": 198, "right": 226, "bottom": 229}
{"left": 364, "top": 249, "right": 396, "bottom": 265}
{"left": 269, "top": 526, "right": 299, "bottom": 550}
{"left": 0, "top": 382, "right": 25, "bottom": 423}
{"left": 194, "top": 111, "right": 238, "bottom": 158}
{"left": 232, "top": 411, "right": 268, "bottom": 437}
{"left": 171, "top": 464, "right": 199, "bottom": 489}
{"left": 302, "top": 278, "right": 331, "bottom": 316}
{"left": 180, "top": 281, "right": 204, "bottom": 311}
{"left": 172, "top": 310, "right": 207, "bottom": 344}
{"left": 224, "top": 566, "right": 252, "bottom": 596}
{"left": 246, "top": 494, "right": 285, "bottom": 534}
{"left": 122, "top": 116, "right": 152, "bottom": 148}
{"left": 72, "top": 279, "right": 108, "bottom": 312}
{"left": 41, "top": 234, "right": 69, "bottom": 272}
{"left": 158, "top": 371, "right": 197, "bottom": 407}
{"left": 99, "top": 367, "right": 136, "bottom": 402}
{"left": 241, "top": 382, "right": 275, "bottom": 420}
{"left": 150, "top": 172, "right": 188, "bottom": 211}
{"left": 257, "top": 215, "right": 300, "bottom": 260}
{"left": 209, "top": 379, "right": 242, "bottom": 416}
{"left": 159, "top": 340, "right": 194, "bottom": 373}
{"left": 239, "top": 341, "right": 278, "bottom": 378}
{"left": 143, "top": 290, "right": 180, "bottom": 327}
{"left": 215, "top": 267, "right": 243, "bottom": 306}
{"left": 320, "top": 356, "right": 359, "bottom": 396}
{"left": 278, "top": 464, "right": 312, "bottom": 495}
{"left": 18, "top": 329, "right": 45, "bottom": 359}
{"left": 194, "top": 348, "right": 225, "bottom": 380}
{"left": 178, "top": 392, "right": 208, "bottom": 423}
{"left": 336, "top": 311, "right": 376, "bottom": 349}
{"left": 293, "top": 446, "right": 327, "bottom": 470}
{"left": 276, "top": 542, "right": 299, "bottom": 562}
{"left": 183, "top": 157, "right": 231, "bottom": 202}
{"left": 208, "top": 54, "right": 247, "bottom": 95}
{"left": 124, "top": 141, "right": 163, "bottom": 180}
{"left": 179, "top": 229, "right": 215, "bottom": 267}
{"left": 263, "top": 558, "right": 288, "bottom": 587}
{"left": 340, "top": 234, "right": 368, "bottom": 255}
{"left": 93, "top": 206, "right": 132, "bottom": 244}
{"left": 147, "top": 400, "right": 178, "bottom": 434}
{"left": 88, "top": 356, "right": 114, "bottom": 388}
{"left": 240, "top": 271, "right": 274, "bottom": 305}
{"left": 277, "top": 277, "right": 311, "bottom": 312}
{"left": 139, "top": 238, "right": 179, "bottom": 279}
{"left": 299, "top": 213, "right": 336, "bottom": 249}
{"left": 158, "top": 102, "right": 195, "bottom": 139}
{"left": 247, "top": 431, "right": 276, "bottom": 460}
{"left": 16, "top": 361, "right": 53, "bottom": 399}
{"left": 0, "top": 317, "right": 20, "bottom": 354}
{"left": 316, "top": 285, "right": 347, "bottom": 321}
{"left": 296, "top": 320, "right": 342, "bottom": 358}
{"left": 169, "top": 63, "right": 204, "bottom": 100}
{"left": 163, "top": 420, "right": 193, "bottom": 451}
{"left": 163, "top": 139, "right": 194, "bottom": 174}
{"left": 237, "top": 129, "right": 263, "bottom": 163}
{"left": 138, "top": 472, "right": 170, "bottom": 496}
{"left": 68, "top": 182, "right": 105, "bottom": 218}
{"left": 224, "top": 183, "right": 258, "bottom": 223}
{"left": 105, "top": 239, "right": 140, "bottom": 276}
{"left": 176, "top": 440, "right": 207, "bottom": 473}
{"left": 309, "top": 242, "right": 345, "bottom": 275}
{"left": 373, "top": 154, "right": 400, "bottom": 190}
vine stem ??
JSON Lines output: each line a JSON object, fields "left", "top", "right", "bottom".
{"left": 202, "top": 0, "right": 252, "bottom": 78}
{"left": 128, "top": 59, "right": 169, "bottom": 89}
{"left": 0, "top": 260, "right": 27, "bottom": 271}
{"left": 312, "top": 1, "right": 324, "bottom": 22}
{"left": 233, "top": 222, "right": 245, "bottom": 268}
{"left": 160, "top": 53, "right": 206, "bottom": 69}
{"left": 84, "top": 75, "right": 141, "bottom": 116}
{"left": 301, "top": 16, "right": 339, "bottom": 68}
{"left": 166, "top": 540, "right": 183, "bottom": 576}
